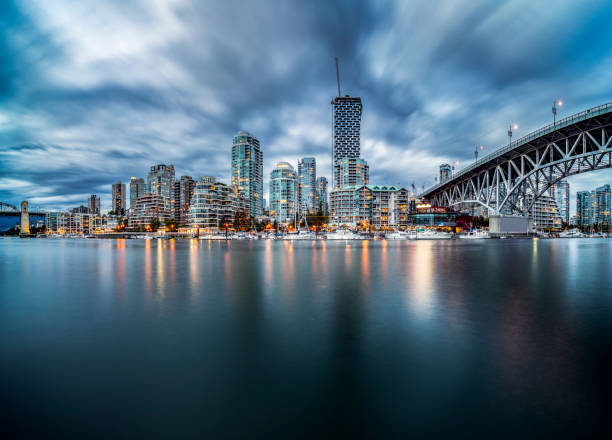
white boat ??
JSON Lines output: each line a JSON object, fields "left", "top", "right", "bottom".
{"left": 385, "top": 231, "right": 410, "bottom": 240}
{"left": 458, "top": 230, "right": 489, "bottom": 239}
{"left": 199, "top": 234, "right": 227, "bottom": 240}
{"left": 284, "top": 231, "right": 314, "bottom": 240}
{"left": 326, "top": 229, "right": 363, "bottom": 240}
{"left": 413, "top": 229, "right": 452, "bottom": 240}
{"left": 559, "top": 229, "right": 585, "bottom": 238}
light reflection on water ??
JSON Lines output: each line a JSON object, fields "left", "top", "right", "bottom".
{"left": 0, "top": 238, "right": 610, "bottom": 438}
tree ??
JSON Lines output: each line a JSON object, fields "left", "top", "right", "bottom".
{"left": 149, "top": 217, "right": 161, "bottom": 231}
{"left": 164, "top": 218, "right": 178, "bottom": 231}
{"left": 306, "top": 210, "right": 329, "bottom": 234}
{"left": 233, "top": 210, "right": 251, "bottom": 231}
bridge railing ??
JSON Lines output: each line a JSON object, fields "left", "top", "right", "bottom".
{"left": 422, "top": 101, "right": 612, "bottom": 196}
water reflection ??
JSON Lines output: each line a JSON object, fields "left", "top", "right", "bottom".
{"left": 408, "top": 241, "right": 435, "bottom": 319}
{"left": 189, "top": 239, "right": 199, "bottom": 294}
{"left": 361, "top": 240, "right": 370, "bottom": 288}
{"left": 157, "top": 238, "right": 164, "bottom": 293}
{"left": 115, "top": 239, "right": 126, "bottom": 300}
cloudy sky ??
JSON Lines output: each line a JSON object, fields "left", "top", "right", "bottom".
{"left": 1, "top": 0, "right": 612, "bottom": 213}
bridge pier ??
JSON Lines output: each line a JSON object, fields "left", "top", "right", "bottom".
{"left": 20, "top": 201, "right": 30, "bottom": 235}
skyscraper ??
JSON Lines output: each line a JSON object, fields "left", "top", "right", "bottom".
{"left": 269, "top": 162, "right": 297, "bottom": 224}
{"left": 147, "top": 164, "right": 175, "bottom": 211}
{"left": 576, "top": 191, "right": 592, "bottom": 226}
{"left": 172, "top": 176, "right": 196, "bottom": 224}
{"left": 334, "top": 157, "right": 369, "bottom": 189}
{"left": 232, "top": 131, "right": 263, "bottom": 218}
{"left": 297, "top": 157, "right": 316, "bottom": 216}
{"left": 332, "top": 95, "right": 362, "bottom": 187}
{"left": 316, "top": 176, "right": 328, "bottom": 215}
{"left": 594, "top": 184, "right": 611, "bottom": 226}
{"left": 130, "top": 177, "right": 145, "bottom": 209}
{"left": 552, "top": 180, "right": 570, "bottom": 224}
{"left": 87, "top": 194, "right": 100, "bottom": 215}
{"left": 439, "top": 164, "right": 452, "bottom": 183}
{"left": 111, "top": 182, "right": 126, "bottom": 215}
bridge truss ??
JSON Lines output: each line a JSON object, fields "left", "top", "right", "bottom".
{"left": 422, "top": 102, "right": 612, "bottom": 215}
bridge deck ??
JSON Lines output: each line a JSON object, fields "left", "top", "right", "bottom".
{"left": 422, "top": 101, "right": 612, "bottom": 197}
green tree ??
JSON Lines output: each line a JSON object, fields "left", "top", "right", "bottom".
{"left": 233, "top": 210, "right": 251, "bottom": 231}
{"left": 149, "top": 217, "right": 161, "bottom": 231}
{"left": 306, "top": 211, "right": 329, "bottom": 234}
{"left": 164, "top": 218, "right": 178, "bottom": 231}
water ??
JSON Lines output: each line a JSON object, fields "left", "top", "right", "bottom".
{"left": 1, "top": 237, "right": 611, "bottom": 438}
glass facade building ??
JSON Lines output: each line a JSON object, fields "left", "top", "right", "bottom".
{"left": 232, "top": 131, "right": 263, "bottom": 218}
{"left": 269, "top": 162, "right": 297, "bottom": 224}
{"left": 594, "top": 184, "right": 611, "bottom": 226}
{"left": 576, "top": 191, "right": 592, "bottom": 226}
{"left": 130, "top": 177, "right": 145, "bottom": 210}
{"left": 439, "top": 164, "right": 452, "bottom": 183}
{"left": 172, "top": 176, "right": 195, "bottom": 224}
{"left": 334, "top": 157, "right": 369, "bottom": 190}
{"left": 147, "top": 164, "right": 175, "bottom": 212}
{"left": 297, "top": 157, "right": 316, "bottom": 216}
{"left": 111, "top": 182, "right": 126, "bottom": 214}
{"left": 316, "top": 176, "right": 328, "bottom": 215}
{"left": 552, "top": 180, "right": 570, "bottom": 224}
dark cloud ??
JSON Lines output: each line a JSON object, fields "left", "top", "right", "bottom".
{"left": 1, "top": 0, "right": 612, "bottom": 212}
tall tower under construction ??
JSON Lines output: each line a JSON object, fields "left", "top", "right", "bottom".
{"left": 331, "top": 59, "right": 362, "bottom": 190}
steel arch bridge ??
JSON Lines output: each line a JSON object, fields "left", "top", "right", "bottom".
{"left": 421, "top": 102, "right": 612, "bottom": 215}
{"left": 0, "top": 202, "right": 18, "bottom": 213}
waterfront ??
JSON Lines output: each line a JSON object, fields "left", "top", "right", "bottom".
{"left": 1, "top": 238, "right": 611, "bottom": 437}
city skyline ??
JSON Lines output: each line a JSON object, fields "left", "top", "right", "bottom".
{"left": 2, "top": 1, "right": 612, "bottom": 213}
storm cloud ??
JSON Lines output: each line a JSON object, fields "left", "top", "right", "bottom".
{"left": 1, "top": 0, "right": 612, "bottom": 212}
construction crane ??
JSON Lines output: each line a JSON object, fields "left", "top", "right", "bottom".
{"left": 335, "top": 57, "right": 341, "bottom": 97}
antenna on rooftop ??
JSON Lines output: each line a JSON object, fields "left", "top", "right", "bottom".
{"left": 335, "top": 57, "right": 341, "bottom": 97}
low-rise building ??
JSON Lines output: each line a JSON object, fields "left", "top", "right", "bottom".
{"left": 129, "top": 193, "right": 171, "bottom": 229}
{"left": 188, "top": 177, "right": 244, "bottom": 231}
{"left": 46, "top": 212, "right": 106, "bottom": 234}
{"left": 329, "top": 184, "right": 411, "bottom": 229}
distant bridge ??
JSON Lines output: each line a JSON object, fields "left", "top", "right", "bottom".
{"left": 0, "top": 202, "right": 46, "bottom": 217}
{"left": 421, "top": 102, "right": 612, "bottom": 215}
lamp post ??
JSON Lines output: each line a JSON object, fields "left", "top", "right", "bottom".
{"left": 474, "top": 145, "right": 483, "bottom": 164}
{"left": 508, "top": 123, "right": 518, "bottom": 148}
{"left": 552, "top": 99, "right": 563, "bottom": 126}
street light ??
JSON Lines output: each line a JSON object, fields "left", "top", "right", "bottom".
{"left": 508, "top": 123, "right": 518, "bottom": 148}
{"left": 552, "top": 99, "right": 563, "bottom": 126}
{"left": 474, "top": 145, "right": 483, "bottom": 164}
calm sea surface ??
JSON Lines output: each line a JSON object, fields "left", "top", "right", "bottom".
{"left": 1, "top": 237, "right": 611, "bottom": 438}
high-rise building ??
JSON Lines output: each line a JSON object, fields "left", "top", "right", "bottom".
{"left": 576, "top": 191, "right": 592, "bottom": 226}
{"left": 298, "top": 157, "right": 316, "bottom": 216}
{"left": 316, "top": 176, "right": 328, "bottom": 215}
{"left": 87, "top": 195, "right": 100, "bottom": 215}
{"left": 551, "top": 180, "right": 570, "bottom": 224}
{"left": 129, "top": 177, "right": 145, "bottom": 210}
{"left": 232, "top": 131, "right": 263, "bottom": 218}
{"left": 172, "top": 176, "right": 196, "bottom": 224}
{"left": 332, "top": 95, "right": 362, "bottom": 186}
{"left": 439, "top": 164, "right": 452, "bottom": 183}
{"left": 269, "top": 162, "right": 297, "bottom": 224}
{"left": 147, "top": 165, "right": 175, "bottom": 209}
{"left": 188, "top": 176, "right": 244, "bottom": 231}
{"left": 594, "top": 184, "right": 611, "bottom": 226}
{"left": 111, "top": 182, "right": 126, "bottom": 215}
{"left": 334, "top": 157, "right": 369, "bottom": 189}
